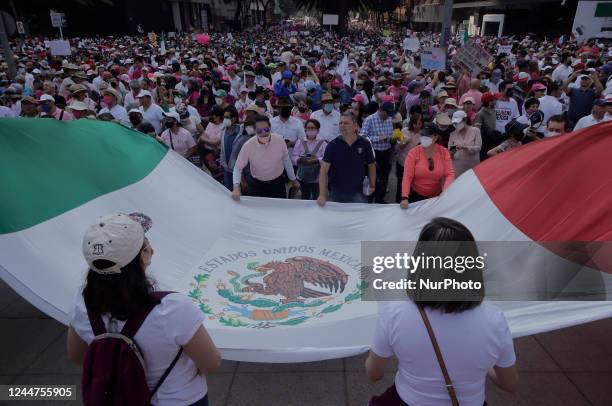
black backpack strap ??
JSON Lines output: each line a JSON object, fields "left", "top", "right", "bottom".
{"left": 150, "top": 347, "right": 183, "bottom": 399}
{"left": 86, "top": 309, "right": 107, "bottom": 336}
{"left": 121, "top": 291, "right": 174, "bottom": 338}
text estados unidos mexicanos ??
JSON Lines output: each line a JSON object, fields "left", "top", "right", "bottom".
{"left": 372, "top": 253, "right": 487, "bottom": 274}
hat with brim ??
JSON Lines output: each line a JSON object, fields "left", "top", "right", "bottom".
{"left": 462, "top": 96, "right": 475, "bottom": 104}
{"left": 434, "top": 113, "right": 452, "bottom": 126}
{"left": 67, "top": 100, "right": 89, "bottom": 111}
{"left": 444, "top": 98, "right": 459, "bottom": 108}
{"left": 245, "top": 104, "right": 260, "bottom": 113}
{"left": 21, "top": 96, "right": 38, "bottom": 105}
{"left": 136, "top": 90, "right": 152, "bottom": 98}
{"left": 321, "top": 93, "right": 333, "bottom": 103}
{"left": 128, "top": 108, "right": 142, "bottom": 115}
{"left": 437, "top": 90, "right": 449, "bottom": 99}
{"left": 103, "top": 88, "right": 121, "bottom": 100}
{"left": 70, "top": 84, "right": 88, "bottom": 94}
{"left": 163, "top": 110, "right": 180, "bottom": 122}
{"left": 39, "top": 94, "right": 55, "bottom": 103}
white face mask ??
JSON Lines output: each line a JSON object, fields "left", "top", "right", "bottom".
{"left": 454, "top": 122, "right": 465, "bottom": 131}
{"left": 223, "top": 118, "right": 232, "bottom": 127}
{"left": 215, "top": 98, "right": 224, "bottom": 105}
{"left": 245, "top": 126, "right": 255, "bottom": 135}
{"left": 420, "top": 136, "right": 433, "bottom": 147}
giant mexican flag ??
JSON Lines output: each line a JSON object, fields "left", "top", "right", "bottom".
{"left": 1, "top": 118, "right": 611, "bottom": 362}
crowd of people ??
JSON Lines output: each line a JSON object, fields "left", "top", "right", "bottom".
{"left": 4, "top": 25, "right": 611, "bottom": 404}
{"left": 2, "top": 27, "right": 611, "bottom": 206}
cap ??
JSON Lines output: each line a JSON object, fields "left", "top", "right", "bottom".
{"left": 462, "top": 96, "right": 475, "bottom": 104}
{"left": 321, "top": 93, "right": 333, "bottom": 103}
{"left": 381, "top": 102, "right": 395, "bottom": 115}
{"left": 593, "top": 99, "right": 607, "bottom": 107}
{"left": 434, "top": 113, "right": 452, "bottom": 126}
{"left": 245, "top": 104, "right": 260, "bottom": 113}
{"left": 531, "top": 83, "right": 547, "bottom": 92}
{"left": 82, "top": 213, "right": 145, "bottom": 275}
{"left": 481, "top": 92, "right": 498, "bottom": 105}
{"left": 128, "top": 108, "right": 142, "bottom": 115}
{"left": 352, "top": 94, "right": 365, "bottom": 103}
{"left": 239, "top": 86, "right": 250, "bottom": 93}
{"left": 444, "top": 98, "right": 458, "bottom": 108}
{"left": 163, "top": 110, "right": 181, "bottom": 121}
{"left": 213, "top": 89, "right": 227, "bottom": 98}
{"left": 604, "top": 94, "right": 612, "bottom": 104}
{"left": 580, "top": 75, "right": 591, "bottom": 81}
{"left": 305, "top": 80, "right": 316, "bottom": 91}
{"left": 244, "top": 70, "right": 255, "bottom": 77}
{"left": 39, "top": 94, "right": 55, "bottom": 103}
{"left": 451, "top": 110, "right": 467, "bottom": 124}
{"left": 21, "top": 96, "right": 38, "bottom": 104}
{"left": 136, "top": 90, "right": 152, "bottom": 98}
{"left": 282, "top": 70, "right": 293, "bottom": 79}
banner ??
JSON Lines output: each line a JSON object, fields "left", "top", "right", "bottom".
{"left": 421, "top": 47, "right": 446, "bottom": 71}
{"left": 1, "top": 119, "right": 612, "bottom": 362}
{"left": 403, "top": 37, "right": 420, "bottom": 52}
{"left": 454, "top": 41, "right": 493, "bottom": 77}
{"left": 47, "top": 40, "right": 71, "bottom": 56}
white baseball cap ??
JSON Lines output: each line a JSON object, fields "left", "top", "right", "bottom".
{"left": 39, "top": 94, "right": 55, "bottom": 103}
{"left": 163, "top": 110, "right": 180, "bottom": 122}
{"left": 82, "top": 213, "right": 145, "bottom": 275}
{"left": 136, "top": 90, "right": 152, "bottom": 98}
{"left": 452, "top": 110, "right": 467, "bottom": 124}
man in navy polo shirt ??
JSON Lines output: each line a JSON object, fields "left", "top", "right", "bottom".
{"left": 318, "top": 112, "right": 376, "bottom": 205}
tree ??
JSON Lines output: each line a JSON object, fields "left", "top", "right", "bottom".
{"left": 295, "top": 0, "right": 401, "bottom": 34}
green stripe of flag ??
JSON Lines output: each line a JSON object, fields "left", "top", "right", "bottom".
{"left": 0, "top": 119, "right": 167, "bottom": 234}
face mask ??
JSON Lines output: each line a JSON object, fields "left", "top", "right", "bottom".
{"left": 505, "top": 89, "right": 514, "bottom": 98}
{"left": 420, "top": 136, "right": 433, "bottom": 147}
{"left": 257, "top": 134, "right": 271, "bottom": 144}
{"left": 102, "top": 95, "right": 113, "bottom": 105}
{"left": 306, "top": 129, "right": 318, "bottom": 139}
{"left": 174, "top": 97, "right": 182, "bottom": 105}
{"left": 298, "top": 106, "right": 308, "bottom": 113}
{"left": 215, "top": 98, "right": 223, "bottom": 105}
{"left": 323, "top": 104, "right": 334, "bottom": 113}
{"left": 223, "top": 118, "right": 232, "bottom": 127}
{"left": 454, "top": 122, "right": 465, "bottom": 131}
{"left": 245, "top": 125, "right": 255, "bottom": 135}
{"left": 165, "top": 121, "right": 174, "bottom": 129}
{"left": 280, "top": 107, "right": 292, "bottom": 118}
{"left": 129, "top": 115, "right": 141, "bottom": 126}
{"left": 40, "top": 104, "right": 51, "bottom": 113}
{"left": 446, "top": 108, "right": 456, "bottom": 116}
{"left": 546, "top": 129, "right": 560, "bottom": 137}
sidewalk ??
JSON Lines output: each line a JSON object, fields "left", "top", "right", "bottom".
{"left": 1, "top": 280, "right": 610, "bottom": 405}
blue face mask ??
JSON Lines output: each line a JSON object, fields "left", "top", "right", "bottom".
{"left": 40, "top": 103, "right": 51, "bottom": 113}
{"left": 323, "top": 103, "right": 334, "bottom": 113}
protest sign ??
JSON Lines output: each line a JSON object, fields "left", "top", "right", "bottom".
{"left": 48, "top": 40, "right": 71, "bottom": 56}
{"left": 403, "top": 37, "right": 420, "bottom": 52}
{"left": 421, "top": 47, "right": 446, "bottom": 71}
{"left": 454, "top": 41, "right": 493, "bottom": 76}
{"left": 497, "top": 45, "right": 513, "bottom": 55}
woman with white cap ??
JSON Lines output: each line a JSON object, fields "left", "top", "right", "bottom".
{"left": 159, "top": 110, "right": 198, "bottom": 159}
{"left": 67, "top": 213, "right": 220, "bottom": 405}
{"left": 448, "top": 110, "right": 482, "bottom": 177}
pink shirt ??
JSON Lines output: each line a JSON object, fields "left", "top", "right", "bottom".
{"left": 235, "top": 133, "right": 289, "bottom": 181}
{"left": 459, "top": 89, "right": 483, "bottom": 111}
{"left": 52, "top": 108, "right": 74, "bottom": 121}
{"left": 290, "top": 137, "right": 327, "bottom": 166}
{"left": 204, "top": 122, "right": 225, "bottom": 142}
{"left": 402, "top": 145, "right": 455, "bottom": 198}
{"left": 160, "top": 127, "right": 196, "bottom": 156}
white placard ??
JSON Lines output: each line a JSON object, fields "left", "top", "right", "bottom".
{"left": 17, "top": 21, "right": 25, "bottom": 34}
{"left": 50, "top": 12, "right": 65, "bottom": 28}
{"left": 322, "top": 14, "right": 339, "bottom": 26}
{"left": 497, "top": 45, "right": 513, "bottom": 55}
{"left": 48, "top": 40, "right": 71, "bottom": 56}
{"left": 403, "top": 37, "right": 420, "bottom": 52}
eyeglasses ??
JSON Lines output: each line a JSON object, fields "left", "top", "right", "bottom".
{"left": 427, "top": 158, "right": 434, "bottom": 171}
{"left": 256, "top": 128, "right": 271, "bottom": 134}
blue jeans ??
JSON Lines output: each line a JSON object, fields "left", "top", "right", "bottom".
{"left": 223, "top": 170, "right": 233, "bottom": 191}
{"left": 329, "top": 189, "right": 367, "bottom": 203}
{"left": 188, "top": 394, "right": 208, "bottom": 406}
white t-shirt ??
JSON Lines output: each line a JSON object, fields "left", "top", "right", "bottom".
{"left": 494, "top": 98, "right": 520, "bottom": 133}
{"left": 69, "top": 291, "right": 206, "bottom": 405}
{"left": 538, "top": 95, "right": 563, "bottom": 126}
{"left": 140, "top": 104, "right": 165, "bottom": 134}
{"left": 372, "top": 301, "right": 515, "bottom": 406}
{"left": 310, "top": 109, "right": 341, "bottom": 142}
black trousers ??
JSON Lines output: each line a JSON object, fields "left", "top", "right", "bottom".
{"left": 299, "top": 181, "right": 319, "bottom": 200}
{"left": 395, "top": 163, "right": 404, "bottom": 204}
{"left": 248, "top": 174, "right": 287, "bottom": 199}
{"left": 373, "top": 148, "right": 391, "bottom": 203}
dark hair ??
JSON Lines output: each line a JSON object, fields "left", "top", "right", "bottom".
{"left": 83, "top": 254, "right": 157, "bottom": 320}
{"left": 136, "top": 122, "right": 156, "bottom": 135}
{"left": 408, "top": 112, "right": 423, "bottom": 132}
{"left": 210, "top": 105, "right": 224, "bottom": 118}
{"left": 305, "top": 118, "right": 320, "bottom": 130}
{"left": 254, "top": 114, "right": 270, "bottom": 126}
{"left": 547, "top": 114, "right": 570, "bottom": 131}
{"left": 407, "top": 217, "right": 484, "bottom": 313}
{"left": 340, "top": 110, "right": 358, "bottom": 124}
{"left": 499, "top": 80, "right": 513, "bottom": 91}
{"left": 224, "top": 105, "right": 239, "bottom": 120}
{"left": 524, "top": 97, "right": 540, "bottom": 110}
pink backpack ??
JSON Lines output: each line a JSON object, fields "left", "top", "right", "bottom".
{"left": 81, "top": 291, "right": 182, "bottom": 406}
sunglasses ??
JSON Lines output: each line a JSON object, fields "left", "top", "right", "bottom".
{"left": 256, "top": 128, "right": 271, "bottom": 135}
{"left": 427, "top": 158, "right": 434, "bottom": 171}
